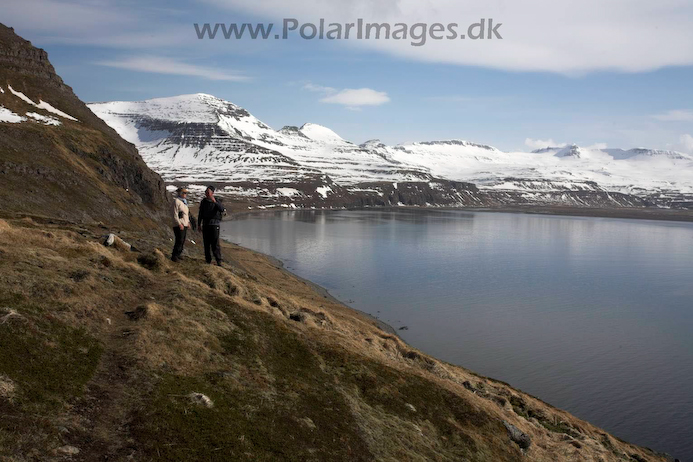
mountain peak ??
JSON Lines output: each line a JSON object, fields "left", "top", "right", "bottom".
{"left": 360, "top": 139, "right": 385, "bottom": 149}
{"left": 298, "top": 123, "right": 346, "bottom": 143}
{"left": 279, "top": 125, "right": 310, "bottom": 138}
{"left": 89, "top": 93, "right": 247, "bottom": 125}
{"left": 412, "top": 139, "right": 499, "bottom": 151}
{"left": 555, "top": 144, "right": 583, "bottom": 158}
{"left": 194, "top": 92, "right": 218, "bottom": 98}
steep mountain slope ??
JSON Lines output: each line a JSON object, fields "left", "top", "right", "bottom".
{"left": 0, "top": 24, "right": 168, "bottom": 229}
{"left": 89, "top": 95, "right": 693, "bottom": 211}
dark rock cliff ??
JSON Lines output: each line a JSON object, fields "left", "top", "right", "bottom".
{"left": 0, "top": 24, "right": 169, "bottom": 229}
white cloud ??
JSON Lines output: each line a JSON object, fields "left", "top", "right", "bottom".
{"left": 653, "top": 109, "right": 693, "bottom": 122}
{"left": 204, "top": 0, "right": 693, "bottom": 74}
{"left": 678, "top": 134, "right": 693, "bottom": 153}
{"left": 96, "top": 56, "right": 249, "bottom": 81}
{"left": 320, "top": 88, "right": 390, "bottom": 107}
{"left": 8, "top": 0, "right": 693, "bottom": 75}
{"left": 302, "top": 83, "right": 390, "bottom": 109}
{"left": 3, "top": 0, "right": 188, "bottom": 48}
{"left": 524, "top": 138, "right": 566, "bottom": 150}
{"left": 302, "top": 83, "right": 337, "bottom": 93}
{"left": 4, "top": 0, "right": 133, "bottom": 34}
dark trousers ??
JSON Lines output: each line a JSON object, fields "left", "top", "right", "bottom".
{"left": 172, "top": 226, "right": 187, "bottom": 260}
{"left": 202, "top": 224, "right": 223, "bottom": 264}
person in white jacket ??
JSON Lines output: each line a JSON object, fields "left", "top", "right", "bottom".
{"left": 171, "top": 187, "right": 190, "bottom": 262}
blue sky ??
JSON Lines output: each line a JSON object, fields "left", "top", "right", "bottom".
{"left": 3, "top": 0, "right": 693, "bottom": 152}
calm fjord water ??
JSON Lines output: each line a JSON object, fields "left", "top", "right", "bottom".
{"left": 221, "top": 210, "right": 693, "bottom": 459}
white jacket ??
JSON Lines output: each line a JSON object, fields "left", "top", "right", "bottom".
{"left": 172, "top": 197, "right": 190, "bottom": 228}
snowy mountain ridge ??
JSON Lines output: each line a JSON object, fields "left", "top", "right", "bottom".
{"left": 87, "top": 93, "right": 693, "bottom": 209}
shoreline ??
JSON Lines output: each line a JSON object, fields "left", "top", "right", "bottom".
{"left": 209, "top": 219, "right": 676, "bottom": 460}
{"left": 222, "top": 203, "right": 693, "bottom": 338}
{"left": 220, "top": 234, "right": 399, "bottom": 337}
{"left": 218, "top": 207, "right": 688, "bottom": 459}
{"left": 227, "top": 203, "right": 693, "bottom": 223}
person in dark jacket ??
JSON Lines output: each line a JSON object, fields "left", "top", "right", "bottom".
{"left": 197, "top": 186, "right": 226, "bottom": 265}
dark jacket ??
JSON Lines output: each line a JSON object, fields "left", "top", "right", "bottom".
{"left": 198, "top": 198, "right": 226, "bottom": 228}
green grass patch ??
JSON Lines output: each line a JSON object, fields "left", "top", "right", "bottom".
{"left": 131, "top": 307, "right": 372, "bottom": 461}
{"left": 0, "top": 298, "right": 102, "bottom": 410}
{"left": 321, "top": 347, "right": 507, "bottom": 461}
{"left": 0, "top": 295, "right": 102, "bottom": 457}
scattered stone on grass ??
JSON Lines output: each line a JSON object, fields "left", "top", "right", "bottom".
{"left": 503, "top": 420, "right": 531, "bottom": 450}
{"left": 0, "top": 374, "right": 16, "bottom": 401}
{"left": 103, "top": 233, "right": 137, "bottom": 252}
{"left": 188, "top": 392, "right": 214, "bottom": 408}
{"left": 57, "top": 445, "right": 80, "bottom": 456}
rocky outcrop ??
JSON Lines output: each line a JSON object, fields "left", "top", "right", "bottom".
{"left": 503, "top": 421, "right": 531, "bottom": 450}
{"left": 0, "top": 25, "right": 67, "bottom": 90}
{"left": 0, "top": 23, "right": 169, "bottom": 229}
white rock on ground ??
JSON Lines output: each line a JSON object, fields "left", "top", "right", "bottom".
{"left": 188, "top": 392, "right": 214, "bottom": 408}
{"left": 0, "top": 374, "right": 16, "bottom": 401}
{"left": 57, "top": 445, "right": 80, "bottom": 456}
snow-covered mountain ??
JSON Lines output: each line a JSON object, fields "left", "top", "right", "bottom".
{"left": 88, "top": 94, "right": 433, "bottom": 186}
{"left": 88, "top": 93, "right": 693, "bottom": 209}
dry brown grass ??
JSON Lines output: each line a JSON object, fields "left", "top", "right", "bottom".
{"left": 0, "top": 218, "right": 670, "bottom": 462}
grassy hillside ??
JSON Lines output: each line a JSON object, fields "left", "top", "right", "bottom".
{"left": 0, "top": 216, "right": 670, "bottom": 461}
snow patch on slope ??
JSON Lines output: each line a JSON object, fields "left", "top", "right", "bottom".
{"left": 316, "top": 186, "right": 333, "bottom": 198}
{"left": 0, "top": 106, "right": 25, "bottom": 123}
{"left": 26, "top": 112, "right": 61, "bottom": 126}
{"left": 36, "top": 100, "right": 77, "bottom": 121}
{"left": 7, "top": 85, "right": 78, "bottom": 121}
{"left": 276, "top": 188, "right": 302, "bottom": 197}
{"left": 7, "top": 85, "right": 36, "bottom": 105}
